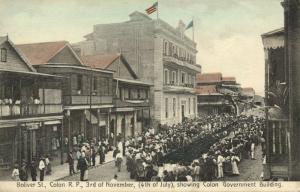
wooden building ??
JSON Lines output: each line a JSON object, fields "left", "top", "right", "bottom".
{"left": 0, "top": 36, "right": 64, "bottom": 169}
{"left": 81, "top": 53, "right": 151, "bottom": 143}
{"left": 16, "top": 41, "right": 114, "bottom": 151}
{"left": 261, "top": 0, "right": 300, "bottom": 180}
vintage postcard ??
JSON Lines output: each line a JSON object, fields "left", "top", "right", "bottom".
{"left": 0, "top": 0, "right": 300, "bottom": 191}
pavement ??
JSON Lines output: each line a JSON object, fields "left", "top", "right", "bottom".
{"left": 0, "top": 151, "right": 114, "bottom": 181}
{"left": 218, "top": 145, "right": 264, "bottom": 181}
{"left": 61, "top": 145, "right": 264, "bottom": 181}
{"left": 0, "top": 144, "right": 264, "bottom": 181}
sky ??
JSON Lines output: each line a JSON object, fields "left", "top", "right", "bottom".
{"left": 0, "top": 0, "right": 284, "bottom": 95}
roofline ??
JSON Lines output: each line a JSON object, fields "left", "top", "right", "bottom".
{"left": 120, "top": 55, "right": 138, "bottom": 79}
{"left": 7, "top": 37, "right": 37, "bottom": 72}
{"left": 45, "top": 42, "right": 85, "bottom": 66}
{"left": 0, "top": 69, "right": 66, "bottom": 78}
{"left": 261, "top": 27, "right": 284, "bottom": 37}
{"left": 35, "top": 64, "right": 115, "bottom": 74}
{"left": 114, "top": 78, "right": 153, "bottom": 86}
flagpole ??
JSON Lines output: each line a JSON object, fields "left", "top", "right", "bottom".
{"left": 157, "top": 0, "right": 159, "bottom": 20}
{"left": 192, "top": 17, "right": 194, "bottom": 41}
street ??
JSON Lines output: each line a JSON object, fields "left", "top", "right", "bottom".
{"left": 61, "top": 145, "right": 263, "bottom": 181}
{"left": 61, "top": 161, "right": 133, "bottom": 181}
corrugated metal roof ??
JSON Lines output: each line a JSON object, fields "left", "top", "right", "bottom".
{"left": 196, "top": 73, "right": 222, "bottom": 83}
{"left": 16, "top": 41, "right": 68, "bottom": 65}
{"left": 81, "top": 53, "right": 120, "bottom": 69}
{"left": 196, "top": 85, "right": 221, "bottom": 95}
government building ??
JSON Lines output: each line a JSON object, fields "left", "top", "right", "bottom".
{"left": 73, "top": 11, "right": 201, "bottom": 128}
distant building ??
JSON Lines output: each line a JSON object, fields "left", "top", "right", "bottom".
{"left": 0, "top": 36, "right": 64, "bottom": 169}
{"left": 73, "top": 11, "right": 201, "bottom": 127}
{"left": 196, "top": 73, "right": 240, "bottom": 115}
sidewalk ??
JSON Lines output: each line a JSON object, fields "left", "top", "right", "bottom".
{"left": 0, "top": 151, "right": 114, "bottom": 181}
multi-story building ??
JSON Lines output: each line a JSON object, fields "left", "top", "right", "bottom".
{"left": 0, "top": 36, "right": 64, "bottom": 169}
{"left": 261, "top": 0, "right": 300, "bottom": 180}
{"left": 196, "top": 73, "right": 240, "bottom": 115}
{"left": 73, "top": 11, "right": 201, "bottom": 127}
{"left": 16, "top": 41, "right": 114, "bottom": 151}
{"left": 81, "top": 53, "right": 151, "bottom": 143}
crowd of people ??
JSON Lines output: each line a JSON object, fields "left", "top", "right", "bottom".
{"left": 118, "top": 114, "right": 264, "bottom": 181}
{"left": 10, "top": 113, "right": 265, "bottom": 182}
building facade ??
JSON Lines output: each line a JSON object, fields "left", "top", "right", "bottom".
{"left": 0, "top": 36, "right": 64, "bottom": 169}
{"left": 17, "top": 41, "right": 114, "bottom": 152}
{"left": 73, "top": 11, "right": 201, "bottom": 127}
{"left": 81, "top": 53, "right": 151, "bottom": 143}
{"left": 196, "top": 73, "right": 240, "bottom": 116}
{"left": 261, "top": 0, "right": 300, "bottom": 180}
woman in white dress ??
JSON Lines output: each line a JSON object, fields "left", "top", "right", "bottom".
{"left": 231, "top": 154, "right": 240, "bottom": 176}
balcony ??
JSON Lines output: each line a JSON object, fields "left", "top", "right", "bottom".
{"left": 113, "top": 98, "right": 150, "bottom": 108}
{"left": 163, "top": 55, "right": 201, "bottom": 72}
{"left": 0, "top": 103, "right": 62, "bottom": 119}
{"left": 163, "top": 83, "right": 195, "bottom": 94}
{"left": 64, "top": 95, "right": 113, "bottom": 106}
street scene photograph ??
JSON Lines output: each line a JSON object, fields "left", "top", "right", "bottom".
{"left": 0, "top": 0, "right": 299, "bottom": 183}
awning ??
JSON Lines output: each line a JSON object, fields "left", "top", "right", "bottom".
{"left": 44, "top": 120, "right": 61, "bottom": 125}
{"left": 114, "top": 107, "right": 135, "bottom": 112}
{"left": 85, "top": 110, "right": 98, "bottom": 124}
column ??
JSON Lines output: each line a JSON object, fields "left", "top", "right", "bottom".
{"left": 97, "top": 109, "right": 100, "bottom": 141}
{"left": 60, "top": 119, "right": 64, "bottom": 164}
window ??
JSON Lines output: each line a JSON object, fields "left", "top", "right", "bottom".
{"left": 164, "top": 69, "right": 169, "bottom": 84}
{"left": 173, "top": 98, "right": 176, "bottom": 117}
{"left": 188, "top": 98, "right": 191, "bottom": 114}
{"left": 128, "top": 89, "right": 132, "bottom": 99}
{"left": 169, "top": 42, "right": 173, "bottom": 55}
{"left": 77, "top": 75, "right": 83, "bottom": 93}
{"left": 192, "top": 76, "right": 195, "bottom": 87}
{"left": 163, "top": 41, "right": 168, "bottom": 55}
{"left": 124, "top": 88, "right": 129, "bottom": 99}
{"left": 165, "top": 98, "right": 168, "bottom": 118}
{"left": 1, "top": 48, "right": 7, "bottom": 62}
{"left": 93, "top": 77, "right": 97, "bottom": 92}
{"left": 145, "top": 90, "right": 149, "bottom": 99}
{"left": 181, "top": 72, "right": 185, "bottom": 84}
{"left": 172, "top": 71, "right": 176, "bottom": 85}
{"left": 137, "top": 89, "right": 141, "bottom": 99}
{"left": 119, "top": 87, "right": 123, "bottom": 100}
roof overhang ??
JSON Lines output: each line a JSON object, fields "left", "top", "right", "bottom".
{"left": 114, "top": 78, "right": 153, "bottom": 86}
{"left": 0, "top": 69, "right": 65, "bottom": 79}
{"left": 36, "top": 64, "right": 115, "bottom": 74}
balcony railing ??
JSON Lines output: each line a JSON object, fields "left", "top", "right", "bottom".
{"left": 164, "top": 82, "right": 195, "bottom": 88}
{"left": 113, "top": 98, "right": 149, "bottom": 107}
{"left": 268, "top": 119, "right": 289, "bottom": 163}
{"left": 0, "top": 104, "right": 62, "bottom": 119}
{"left": 64, "top": 95, "right": 113, "bottom": 105}
{"left": 163, "top": 55, "right": 201, "bottom": 72}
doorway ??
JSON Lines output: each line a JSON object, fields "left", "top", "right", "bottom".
{"left": 181, "top": 105, "right": 185, "bottom": 122}
{"left": 121, "top": 117, "right": 126, "bottom": 141}
{"left": 130, "top": 117, "right": 134, "bottom": 136}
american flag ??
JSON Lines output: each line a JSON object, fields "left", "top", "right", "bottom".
{"left": 145, "top": 2, "right": 158, "bottom": 15}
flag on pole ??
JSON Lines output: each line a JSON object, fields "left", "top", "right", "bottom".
{"left": 146, "top": 2, "right": 158, "bottom": 15}
{"left": 185, "top": 20, "right": 194, "bottom": 30}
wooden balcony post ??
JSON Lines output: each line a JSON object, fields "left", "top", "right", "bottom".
{"left": 60, "top": 118, "right": 64, "bottom": 165}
